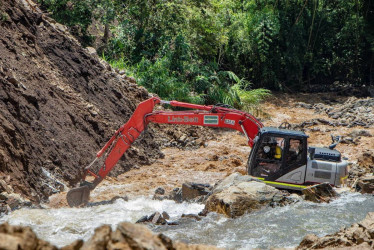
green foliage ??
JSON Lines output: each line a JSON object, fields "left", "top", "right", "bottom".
{"left": 224, "top": 0, "right": 371, "bottom": 89}
{"left": 0, "top": 2, "right": 9, "bottom": 23}
{"left": 38, "top": 0, "right": 95, "bottom": 45}
{"left": 0, "top": 12, "right": 9, "bottom": 22}
{"left": 40, "top": 0, "right": 373, "bottom": 105}
{"left": 135, "top": 56, "right": 201, "bottom": 103}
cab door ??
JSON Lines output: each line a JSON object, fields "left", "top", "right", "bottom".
{"left": 275, "top": 138, "right": 308, "bottom": 184}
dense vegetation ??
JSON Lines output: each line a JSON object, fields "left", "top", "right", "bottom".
{"left": 37, "top": 0, "right": 373, "bottom": 107}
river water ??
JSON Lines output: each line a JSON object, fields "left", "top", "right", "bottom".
{"left": 1, "top": 192, "right": 374, "bottom": 249}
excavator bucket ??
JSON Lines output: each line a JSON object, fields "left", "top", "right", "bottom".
{"left": 66, "top": 186, "right": 90, "bottom": 207}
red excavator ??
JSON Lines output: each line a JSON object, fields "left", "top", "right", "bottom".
{"left": 66, "top": 97, "right": 348, "bottom": 207}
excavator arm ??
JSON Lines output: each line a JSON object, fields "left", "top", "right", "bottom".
{"left": 66, "top": 97, "right": 263, "bottom": 207}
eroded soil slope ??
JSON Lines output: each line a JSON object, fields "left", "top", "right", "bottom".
{"left": 0, "top": 0, "right": 161, "bottom": 202}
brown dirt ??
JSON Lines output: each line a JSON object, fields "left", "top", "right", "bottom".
{"left": 0, "top": 0, "right": 162, "bottom": 203}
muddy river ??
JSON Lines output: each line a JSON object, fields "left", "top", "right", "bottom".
{"left": 2, "top": 192, "right": 374, "bottom": 249}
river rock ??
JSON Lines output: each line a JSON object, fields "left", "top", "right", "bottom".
{"left": 182, "top": 182, "right": 211, "bottom": 201}
{"left": 297, "top": 212, "right": 374, "bottom": 249}
{"left": 153, "top": 183, "right": 212, "bottom": 203}
{"left": 136, "top": 211, "right": 168, "bottom": 225}
{"left": 205, "top": 173, "right": 281, "bottom": 218}
{"left": 0, "top": 223, "right": 57, "bottom": 250}
{"left": 153, "top": 187, "right": 183, "bottom": 203}
{"left": 356, "top": 176, "right": 374, "bottom": 194}
{"left": 151, "top": 212, "right": 167, "bottom": 225}
{"left": 155, "top": 187, "right": 165, "bottom": 195}
{"left": 162, "top": 211, "right": 170, "bottom": 220}
{"left": 169, "top": 187, "right": 183, "bottom": 202}
{"left": 302, "top": 183, "right": 338, "bottom": 203}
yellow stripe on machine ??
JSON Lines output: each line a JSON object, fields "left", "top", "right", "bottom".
{"left": 340, "top": 175, "right": 348, "bottom": 180}
{"left": 255, "top": 177, "right": 308, "bottom": 189}
{"left": 340, "top": 175, "right": 348, "bottom": 187}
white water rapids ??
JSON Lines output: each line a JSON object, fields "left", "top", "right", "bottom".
{"left": 1, "top": 192, "right": 374, "bottom": 249}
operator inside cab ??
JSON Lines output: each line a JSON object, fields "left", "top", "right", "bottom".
{"left": 275, "top": 137, "right": 284, "bottom": 159}
{"left": 256, "top": 136, "right": 284, "bottom": 176}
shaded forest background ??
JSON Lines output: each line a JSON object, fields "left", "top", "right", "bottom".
{"left": 37, "top": 0, "right": 374, "bottom": 108}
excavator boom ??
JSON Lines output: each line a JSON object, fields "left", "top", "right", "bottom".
{"left": 67, "top": 97, "right": 263, "bottom": 207}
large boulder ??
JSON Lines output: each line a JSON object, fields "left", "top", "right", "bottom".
{"left": 297, "top": 212, "right": 374, "bottom": 249}
{"left": 209, "top": 172, "right": 262, "bottom": 194}
{"left": 204, "top": 173, "right": 282, "bottom": 218}
{"left": 0, "top": 223, "right": 56, "bottom": 250}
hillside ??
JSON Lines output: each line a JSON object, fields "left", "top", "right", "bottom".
{"left": 0, "top": 0, "right": 161, "bottom": 202}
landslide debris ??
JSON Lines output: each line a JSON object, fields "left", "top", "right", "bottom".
{"left": 294, "top": 97, "right": 374, "bottom": 129}
{"left": 0, "top": 0, "right": 161, "bottom": 203}
{"left": 0, "top": 221, "right": 219, "bottom": 250}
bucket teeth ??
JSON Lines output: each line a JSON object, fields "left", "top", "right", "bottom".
{"left": 66, "top": 185, "right": 90, "bottom": 207}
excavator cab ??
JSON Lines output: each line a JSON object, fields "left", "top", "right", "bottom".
{"left": 247, "top": 127, "right": 309, "bottom": 189}
{"left": 247, "top": 127, "right": 348, "bottom": 190}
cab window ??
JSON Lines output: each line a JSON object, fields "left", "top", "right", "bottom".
{"left": 286, "top": 138, "right": 303, "bottom": 164}
{"left": 257, "top": 136, "right": 284, "bottom": 160}
{"left": 254, "top": 136, "right": 285, "bottom": 177}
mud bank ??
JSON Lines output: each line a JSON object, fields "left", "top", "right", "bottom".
{"left": 0, "top": 0, "right": 162, "bottom": 203}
